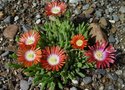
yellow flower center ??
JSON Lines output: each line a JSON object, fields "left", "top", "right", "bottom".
{"left": 47, "top": 54, "right": 59, "bottom": 65}
{"left": 94, "top": 50, "right": 104, "bottom": 61}
{"left": 51, "top": 6, "right": 61, "bottom": 14}
{"left": 26, "top": 37, "right": 35, "bottom": 45}
{"left": 76, "top": 40, "right": 83, "bottom": 46}
{"left": 25, "top": 50, "right": 36, "bottom": 61}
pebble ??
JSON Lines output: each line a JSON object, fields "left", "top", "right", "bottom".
{"left": 95, "top": 10, "right": 102, "bottom": 18}
{"left": 108, "top": 34, "right": 116, "bottom": 43}
{"left": 106, "top": 84, "right": 115, "bottom": 90}
{"left": 84, "top": 7, "right": 94, "bottom": 17}
{"left": 3, "top": 25, "right": 19, "bottom": 39}
{"left": 35, "top": 19, "right": 41, "bottom": 24}
{"left": 72, "top": 79, "right": 78, "bottom": 85}
{"left": 115, "top": 70, "right": 122, "bottom": 75}
{"left": 119, "top": 6, "right": 125, "bottom": 13}
{"left": 0, "top": 4, "right": 4, "bottom": 10}
{"left": 70, "top": 87, "right": 77, "bottom": 90}
{"left": 99, "top": 85, "right": 104, "bottom": 90}
{"left": 83, "top": 77, "right": 92, "bottom": 84}
{"left": 99, "top": 17, "right": 108, "bottom": 29}
{"left": 21, "top": 24, "right": 31, "bottom": 32}
{"left": 1, "top": 51, "right": 9, "bottom": 57}
{"left": 119, "top": 14, "right": 125, "bottom": 23}
{"left": 112, "top": 14, "right": 119, "bottom": 22}
{"left": 109, "top": 20, "right": 115, "bottom": 23}
{"left": 28, "top": 77, "right": 33, "bottom": 85}
{"left": 107, "top": 73, "right": 118, "bottom": 81}
{"left": 0, "top": 11, "right": 4, "bottom": 19}
{"left": 69, "top": 0, "right": 79, "bottom": 3}
{"left": 96, "top": 69, "right": 106, "bottom": 75}
{"left": 3, "top": 16, "right": 13, "bottom": 24}
{"left": 36, "top": 14, "right": 41, "bottom": 19}
{"left": 20, "top": 80, "right": 29, "bottom": 90}
{"left": 110, "top": 27, "right": 117, "bottom": 34}
{"left": 14, "top": 16, "right": 19, "bottom": 21}
{"left": 82, "top": 4, "right": 90, "bottom": 10}
{"left": 122, "top": 69, "right": 125, "bottom": 78}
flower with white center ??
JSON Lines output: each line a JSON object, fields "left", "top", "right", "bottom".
{"left": 17, "top": 47, "right": 42, "bottom": 67}
{"left": 85, "top": 42, "right": 116, "bottom": 69}
{"left": 41, "top": 46, "right": 67, "bottom": 71}
{"left": 45, "top": 1, "right": 67, "bottom": 16}
{"left": 18, "top": 30, "right": 40, "bottom": 48}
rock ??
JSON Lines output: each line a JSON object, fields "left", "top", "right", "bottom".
{"left": 119, "top": 14, "right": 125, "bottom": 23}
{"left": 99, "top": 17, "right": 108, "bottom": 29}
{"left": 20, "top": 80, "right": 29, "bottom": 90}
{"left": 70, "top": 87, "right": 77, "bottom": 90}
{"left": 0, "top": 11, "right": 4, "bottom": 19}
{"left": 122, "top": 69, "right": 125, "bottom": 78}
{"left": 99, "top": 85, "right": 104, "bottom": 90}
{"left": 110, "top": 27, "right": 117, "bottom": 34}
{"left": 106, "top": 84, "right": 115, "bottom": 90}
{"left": 112, "top": 14, "right": 119, "bottom": 22}
{"left": 108, "top": 34, "right": 116, "bottom": 43}
{"left": 115, "top": 70, "right": 122, "bottom": 75}
{"left": 119, "top": 6, "right": 125, "bottom": 13}
{"left": 14, "top": 16, "right": 19, "bottom": 21}
{"left": 83, "top": 77, "right": 92, "bottom": 84}
{"left": 21, "top": 24, "right": 31, "bottom": 32}
{"left": 1, "top": 51, "right": 9, "bottom": 57}
{"left": 3, "top": 16, "right": 13, "bottom": 24}
{"left": 0, "top": 3, "right": 4, "bottom": 10}
{"left": 69, "top": 0, "right": 79, "bottom": 3}
{"left": 89, "top": 23, "right": 108, "bottom": 44}
{"left": 3, "top": 25, "right": 19, "bottom": 39}
{"left": 107, "top": 73, "right": 118, "bottom": 81}
{"left": 96, "top": 69, "right": 106, "bottom": 75}
{"left": 35, "top": 19, "right": 41, "bottom": 24}
{"left": 109, "top": 20, "right": 115, "bottom": 23}
{"left": 84, "top": 7, "right": 94, "bottom": 17}
{"left": 72, "top": 80, "right": 78, "bottom": 85}
{"left": 95, "top": 10, "right": 102, "bottom": 18}
{"left": 36, "top": 14, "right": 41, "bottom": 19}
{"left": 82, "top": 4, "right": 90, "bottom": 10}
{"left": 108, "top": 7, "right": 113, "bottom": 13}
{"left": 28, "top": 77, "right": 33, "bottom": 85}
{"left": 74, "top": 8, "right": 81, "bottom": 15}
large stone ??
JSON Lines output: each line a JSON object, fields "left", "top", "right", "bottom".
{"left": 89, "top": 23, "right": 108, "bottom": 44}
{"left": 3, "top": 25, "right": 19, "bottom": 39}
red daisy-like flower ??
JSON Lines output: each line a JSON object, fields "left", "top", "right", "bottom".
{"left": 45, "top": 1, "right": 67, "bottom": 16}
{"left": 85, "top": 42, "right": 116, "bottom": 69}
{"left": 18, "top": 30, "right": 40, "bottom": 48}
{"left": 70, "top": 34, "right": 87, "bottom": 49}
{"left": 17, "top": 47, "right": 42, "bottom": 67}
{"left": 41, "top": 46, "right": 67, "bottom": 71}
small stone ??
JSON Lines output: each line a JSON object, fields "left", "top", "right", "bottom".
{"left": 107, "top": 73, "right": 118, "bottom": 81}
{"left": 70, "top": 87, "right": 77, "bottom": 90}
{"left": 109, "top": 20, "right": 115, "bottom": 23}
{"left": 0, "top": 11, "right": 4, "bottom": 19}
{"left": 0, "top": 4, "right": 4, "bottom": 10}
{"left": 106, "top": 84, "right": 115, "bottom": 90}
{"left": 115, "top": 70, "right": 122, "bottom": 75}
{"left": 82, "top": 4, "right": 90, "bottom": 10}
{"left": 89, "top": 23, "right": 108, "bottom": 44}
{"left": 72, "top": 80, "right": 78, "bottom": 85}
{"left": 95, "top": 10, "right": 102, "bottom": 18}
{"left": 110, "top": 27, "right": 117, "bottom": 34}
{"left": 122, "top": 69, "right": 125, "bottom": 78}
{"left": 99, "top": 17, "right": 108, "bottom": 29}
{"left": 84, "top": 8, "right": 94, "bottom": 17}
{"left": 28, "top": 77, "right": 33, "bottom": 85}
{"left": 35, "top": 19, "right": 41, "bottom": 24}
{"left": 108, "top": 34, "right": 116, "bottom": 43}
{"left": 36, "top": 14, "right": 41, "bottom": 19}
{"left": 21, "top": 24, "right": 31, "bottom": 32}
{"left": 1, "top": 51, "right": 9, "bottom": 57}
{"left": 14, "top": 16, "right": 19, "bottom": 21}
{"left": 112, "top": 14, "right": 119, "bottom": 22}
{"left": 69, "top": 0, "right": 79, "bottom": 3}
{"left": 96, "top": 69, "right": 106, "bottom": 75}
{"left": 108, "top": 7, "right": 113, "bottom": 13}
{"left": 99, "top": 85, "right": 104, "bottom": 90}
{"left": 20, "top": 80, "right": 29, "bottom": 90}
{"left": 119, "top": 6, "right": 125, "bottom": 13}
{"left": 119, "top": 14, "right": 125, "bottom": 23}
{"left": 3, "top": 25, "right": 19, "bottom": 39}
{"left": 3, "top": 16, "right": 13, "bottom": 24}
{"left": 83, "top": 77, "right": 92, "bottom": 84}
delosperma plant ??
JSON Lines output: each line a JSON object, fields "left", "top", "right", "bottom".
{"left": 9, "top": 1, "right": 116, "bottom": 90}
